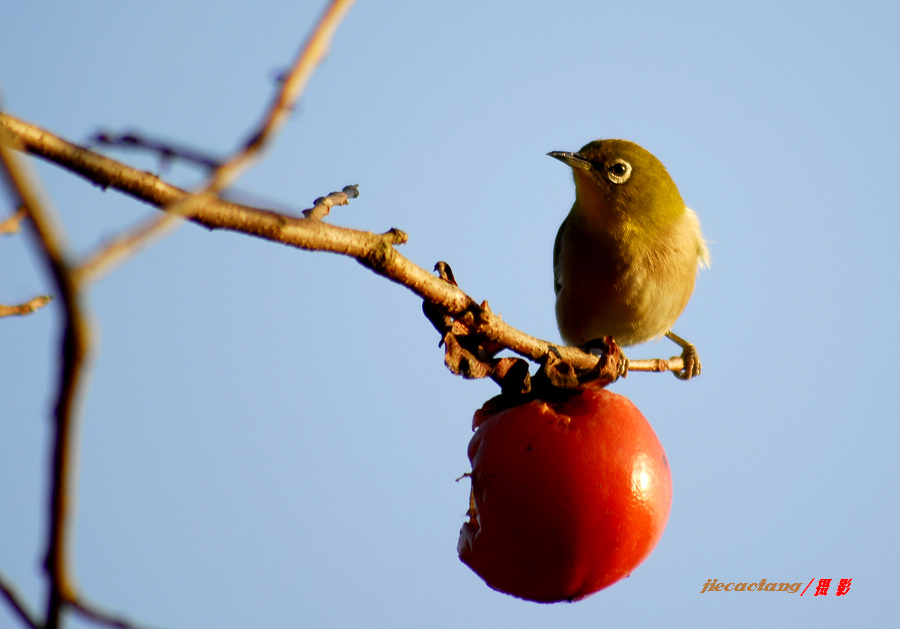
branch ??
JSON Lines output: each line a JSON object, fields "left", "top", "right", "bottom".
{"left": 1, "top": 4, "right": 360, "bottom": 627}
{"left": 1, "top": 124, "right": 91, "bottom": 629}
{"left": 89, "top": 131, "right": 222, "bottom": 173}
{"left": 71, "top": 0, "right": 358, "bottom": 285}
{"left": 69, "top": 597, "right": 166, "bottom": 629}
{"left": 216, "top": 0, "right": 357, "bottom": 190}
{"left": 0, "top": 294, "right": 53, "bottom": 317}
{"left": 302, "top": 185, "right": 360, "bottom": 220}
{"left": 0, "top": 4, "right": 361, "bottom": 628}
{"left": 0, "top": 569, "right": 40, "bottom": 629}
{"left": 0, "top": 114, "right": 588, "bottom": 371}
{"left": 1, "top": 112, "right": 688, "bottom": 382}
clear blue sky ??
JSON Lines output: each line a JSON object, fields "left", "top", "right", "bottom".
{"left": 2, "top": 1, "right": 898, "bottom": 627}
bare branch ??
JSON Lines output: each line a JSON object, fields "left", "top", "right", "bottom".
{"left": 72, "top": 196, "right": 201, "bottom": 285}
{"left": 69, "top": 596, "right": 167, "bottom": 629}
{"left": 211, "top": 0, "right": 357, "bottom": 190}
{"left": 0, "top": 6, "right": 361, "bottom": 627}
{"left": 0, "top": 569, "right": 41, "bottom": 629}
{"left": 1, "top": 113, "right": 687, "bottom": 378}
{"left": 67, "top": 0, "right": 358, "bottom": 285}
{"left": 302, "top": 185, "right": 360, "bottom": 220}
{"left": 628, "top": 357, "right": 691, "bottom": 374}
{"left": 0, "top": 0, "right": 362, "bottom": 629}
{"left": 0, "top": 128, "right": 92, "bottom": 629}
{"left": 89, "top": 131, "right": 222, "bottom": 172}
{"left": 0, "top": 294, "right": 53, "bottom": 317}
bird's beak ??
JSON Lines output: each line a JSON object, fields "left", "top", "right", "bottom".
{"left": 547, "top": 151, "right": 592, "bottom": 171}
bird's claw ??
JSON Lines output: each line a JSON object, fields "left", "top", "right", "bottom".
{"left": 672, "top": 346, "right": 701, "bottom": 380}
{"left": 666, "top": 331, "right": 701, "bottom": 380}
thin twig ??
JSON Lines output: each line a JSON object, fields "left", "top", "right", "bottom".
{"left": 302, "top": 185, "right": 360, "bottom": 220}
{"left": 90, "top": 131, "right": 222, "bottom": 172}
{"left": 0, "top": 128, "right": 92, "bottom": 629}
{"left": 0, "top": 569, "right": 41, "bottom": 629}
{"left": 209, "top": 0, "right": 357, "bottom": 191}
{"left": 0, "top": 113, "right": 690, "bottom": 375}
{"left": 0, "top": 205, "right": 27, "bottom": 234}
{"left": 69, "top": 596, "right": 167, "bottom": 629}
{"left": 0, "top": 294, "right": 53, "bottom": 317}
{"left": 73, "top": 0, "right": 357, "bottom": 285}
{"left": 627, "top": 357, "right": 688, "bottom": 373}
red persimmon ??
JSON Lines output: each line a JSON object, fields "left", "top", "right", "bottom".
{"left": 458, "top": 388, "right": 672, "bottom": 603}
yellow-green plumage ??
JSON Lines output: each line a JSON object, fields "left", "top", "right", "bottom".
{"left": 551, "top": 139, "right": 708, "bottom": 348}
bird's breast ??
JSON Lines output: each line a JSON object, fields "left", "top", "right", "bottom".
{"left": 555, "top": 211, "right": 699, "bottom": 347}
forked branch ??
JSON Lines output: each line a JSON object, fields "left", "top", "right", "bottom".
{"left": 1, "top": 112, "right": 689, "bottom": 380}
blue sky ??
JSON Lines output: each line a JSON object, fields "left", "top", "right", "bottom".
{"left": 2, "top": 1, "right": 899, "bottom": 627}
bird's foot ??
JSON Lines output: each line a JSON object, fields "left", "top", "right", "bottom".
{"left": 665, "top": 331, "right": 701, "bottom": 380}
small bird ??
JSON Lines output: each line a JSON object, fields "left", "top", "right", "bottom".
{"left": 550, "top": 139, "right": 709, "bottom": 379}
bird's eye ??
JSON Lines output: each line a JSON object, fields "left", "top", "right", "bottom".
{"left": 607, "top": 159, "right": 632, "bottom": 184}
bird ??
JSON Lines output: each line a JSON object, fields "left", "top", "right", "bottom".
{"left": 549, "top": 139, "right": 709, "bottom": 379}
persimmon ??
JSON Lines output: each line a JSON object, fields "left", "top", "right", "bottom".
{"left": 458, "top": 388, "right": 672, "bottom": 603}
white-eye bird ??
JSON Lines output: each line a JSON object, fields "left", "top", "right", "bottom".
{"left": 550, "top": 139, "right": 709, "bottom": 379}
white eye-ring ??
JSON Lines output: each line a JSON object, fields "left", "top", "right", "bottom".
{"left": 606, "top": 159, "right": 632, "bottom": 184}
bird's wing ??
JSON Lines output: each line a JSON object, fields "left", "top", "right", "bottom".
{"left": 553, "top": 215, "right": 567, "bottom": 296}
